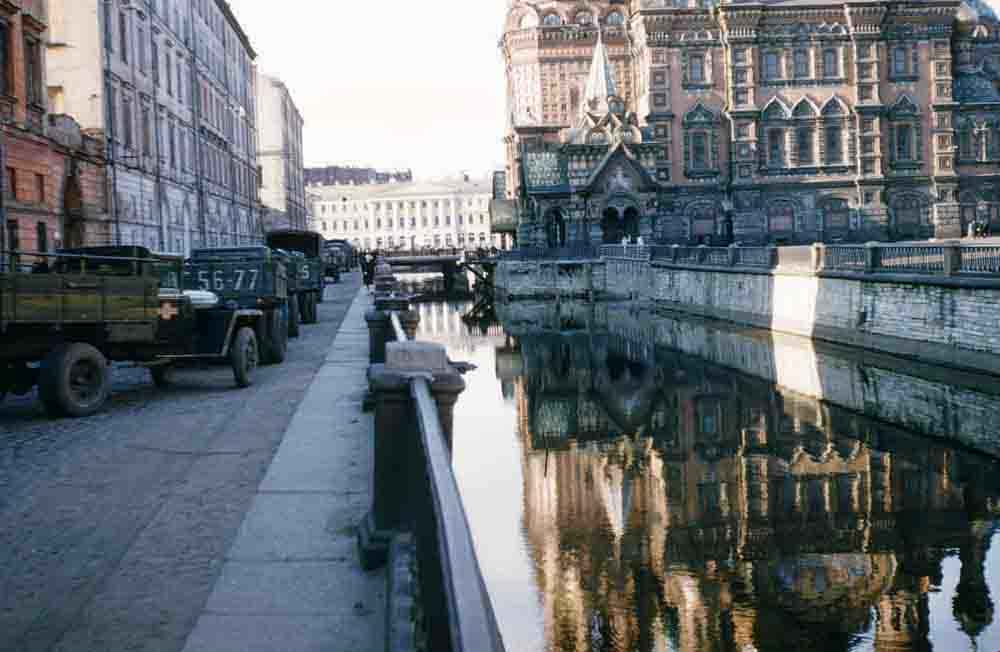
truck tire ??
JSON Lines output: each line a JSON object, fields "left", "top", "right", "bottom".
{"left": 288, "top": 294, "right": 301, "bottom": 339}
{"left": 231, "top": 327, "right": 258, "bottom": 388}
{"left": 261, "top": 308, "right": 288, "bottom": 365}
{"left": 301, "top": 293, "right": 316, "bottom": 325}
{"left": 38, "top": 343, "right": 110, "bottom": 418}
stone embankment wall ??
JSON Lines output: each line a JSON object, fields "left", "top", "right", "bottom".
{"left": 498, "top": 299, "right": 1000, "bottom": 458}
{"left": 497, "top": 257, "right": 1000, "bottom": 376}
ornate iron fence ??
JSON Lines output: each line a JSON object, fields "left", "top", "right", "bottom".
{"left": 958, "top": 245, "right": 1000, "bottom": 275}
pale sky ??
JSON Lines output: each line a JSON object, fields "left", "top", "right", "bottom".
{"left": 227, "top": 1, "right": 509, "bottom": 180}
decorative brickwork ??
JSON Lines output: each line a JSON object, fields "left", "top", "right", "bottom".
{"left": 502, "top": 0, "right": 1000, "bottom": 247}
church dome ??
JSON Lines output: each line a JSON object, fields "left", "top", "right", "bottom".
{"left": 957, "top": 0, "right": 997, "bottom": 36}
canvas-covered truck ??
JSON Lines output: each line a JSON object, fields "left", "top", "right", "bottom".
{"left": 184, "top": 246, "right": 290, "bottom": 364}
{"left": 266, "top": 230, "right": 325, "bottom": 315}
{"left": 0, "top": 246, "right": 265, "bottom": 418}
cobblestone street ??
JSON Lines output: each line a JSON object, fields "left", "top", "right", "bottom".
{"left": 0, "top": 274, "right": 363, "bottom": 652}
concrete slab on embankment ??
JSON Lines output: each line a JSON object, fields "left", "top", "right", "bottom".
{"left": 181, "top": 289, "right": 384, "bottom": 652}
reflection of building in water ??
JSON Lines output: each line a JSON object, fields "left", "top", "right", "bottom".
{"left": 508, "top": 333, "right": 1000, "bottom": 652}
{"left": 414, "top": 301, "right": 509, "bottom": 354}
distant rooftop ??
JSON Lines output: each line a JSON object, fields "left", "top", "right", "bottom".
{"left": 304, "top": 165, "right": 413, "bottom": 187}
{"left": 310, "top": 178, "right": 492, "bottom": 201}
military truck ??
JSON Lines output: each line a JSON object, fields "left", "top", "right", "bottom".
{"left": 266, "top": 231, "right": 325, "bottom": 316}
{"left": 185, "top": 246, "right": 289, "bottom": 364}
{"left": 324, "top": 239, "right": 356, "bottom": 281}
{"left": 0, "top": 246, "right": 264, "bottom": 418}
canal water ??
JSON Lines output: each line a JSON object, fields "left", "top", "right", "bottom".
{"left": 414, "top": 298, "right": 1000, "bottom": 652}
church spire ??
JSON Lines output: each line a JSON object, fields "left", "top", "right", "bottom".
{"left": 583, "top": 25, "right": 617, "bottom": 116}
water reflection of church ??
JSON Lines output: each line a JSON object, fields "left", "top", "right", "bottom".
{"left": 502, "top": 332, "right": 1000, "bottom": 652}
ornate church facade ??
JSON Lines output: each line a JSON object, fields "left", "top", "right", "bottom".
{"left": 501, "top": 0, "right": 1000, "bottom": 247}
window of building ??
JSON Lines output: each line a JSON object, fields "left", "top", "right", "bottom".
{"left": 825, "top": 126, "right": 843, "bottom": 164}
{"left": 605, "top": 12, "right": 624, "bottom": 26}
{"left": 691, "top": 133, "right": 708, "bottom": 169}
{"left": 797, "top": 128, "right": 814, "bottom": 165}
{"left": 6, "top": 218, "right": 18, "bottom": 250}
{"left": 896, "top": 124, "right": 913, "bottom": 161}
{"left": 893, "top": 46, "right": 908, "bottom": 76}
{"left": 137, "top": 22, "right": 146, "bottom": 73}
{"left": 794, "top": 50, "right": 809, "bottom": 78}
{"left": 822, "top": 49, "right": 839, "bottom": 78}
{"left": 764, "top": 52, "right": 780, "bottom": 80}
{"left": 119, "top": 10, "right": 128, "bottom": 63}
{"left": 151, "top": 40, "right": 159, "bottom": 85}
{"left": 542, "top": 13, "right": 562, "bottom": 27}
{"left": 169, "top": 123, "right": 176, "bottom": 168}
{"left": 24, "top": 36, "right": 42, "bottom": 106}
{"left": 177, "top": 61, "right": 184, "bottom": 103}
{"left": 689, "top": 54, "right": 705, "bottom": 83}
{"left": 35, "top": 221, "right": 47, "bottom": 252}
{"left": 576, "top": 11, "right": 592, "bottom": 25}
{"left": 122, "top": 98, "right": 133, "bottom": 149}
{"left": 35, "top": 173, "right": 44, "bottom": 204}
{"left": 768, "top": 129, "right": 785, "bottom": 167}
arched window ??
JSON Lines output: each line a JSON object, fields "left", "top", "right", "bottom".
{"left": 605, "top": 12, "right": 624, "bottom": 26}
{"left": 542, "top": 13, "right": 562, "bottom": 27}
{"left": 575, "top": 11, "right": 592, "bottom": 26}
{"left": 683, "top": 104, "right": 720, "bottom": 177}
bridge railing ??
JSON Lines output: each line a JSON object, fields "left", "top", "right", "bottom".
{"left": 381, "top": 248, "right": 465, "bottom": 259}
{"left": 591, "top": 242, "right": 1000, "bottom": 277}
{"left": 498, "top": 244, "right": 599, "bottom": 261}
{"left": 363, "top": 275, "right": 505, "bottom": 652}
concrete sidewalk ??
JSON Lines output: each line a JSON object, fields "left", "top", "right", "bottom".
{"left": 181, "top": 289, "right": 384, "bottom": 652}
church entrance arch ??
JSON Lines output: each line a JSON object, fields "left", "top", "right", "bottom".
{"left": 623, "top": 207, "right": 640, "bottom": 240}
{"left": 544, "top": 207, "right": 567, "bottom": 248}
{"left": 601, "top": 207, "right": 621, "bottom": 244}
{"left": 600, "top": 195, "right": 641, "bottom": 243}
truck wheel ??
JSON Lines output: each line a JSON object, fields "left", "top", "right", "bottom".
{"left": 150, "top": 365, "right": 173, "bottom": 388}
{"left": 231, "top": 327, "right": 258, "bottom": 388}
{"left": 300, "top": 294, "right": 314, "bottom": 325}
{"left": 261, "top": 308, "right": 288, "bottom": 365}
{"left": 288, "top": 294, "right": 301, "bottom": 339}
{"left": 38, "top": 343, "right": 110, "bottom": 418}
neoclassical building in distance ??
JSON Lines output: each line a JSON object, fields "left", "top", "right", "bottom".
{"left": 310, "top": 180, "right": 505, "bottom": 251}
{"left": 500, "top": 0, "right": 1000, "bottom": 247}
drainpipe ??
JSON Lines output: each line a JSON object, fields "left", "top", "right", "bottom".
{"left": 102, "top": 2, "right": 121, "bottom": 245}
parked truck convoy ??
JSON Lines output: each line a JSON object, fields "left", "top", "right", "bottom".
{"left": 0, "top": 247, "right": 267, "bottom": 417}
{"left": 265, "top": 230, "right": 325, "bottom": 324}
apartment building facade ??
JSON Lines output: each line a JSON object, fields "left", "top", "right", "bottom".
{"left": 46, "top": 0, "right": 260, "bottom": 255}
